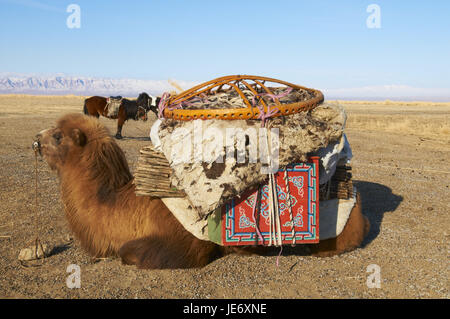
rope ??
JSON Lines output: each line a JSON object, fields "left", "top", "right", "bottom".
{"left": 251, "top": 188, "right": 265, "bottom": 244}
{"left": 268, "top": 172, "right": 276, "bottom": 246}
{"left": 264, "top": 120, "right": 274, "bottom": 246}
{"left": 257, "top": 104, "right": 280, "bottom": 128}
{"left": 33, "top": 151, "right": 45, "bottom": 264}
{"left": 157, "top": 92, "right": 171, "bottom": 118}
{"left": 251, "top": 88, "right": 293, "bottom": 127}
{"left": 283, "top": 169, "right": 296, "bottom": 245}
{"left": 20, "top": 150, "right": 45, "bottom": 267}
{"left": 270, "top": 172, "right": 282, "bottom": 246}
{"left": 158, "top": 92, "right": 187, "bottom": 119}
{"left": 276, "top": 246, "right": 283, "bottom": 267}
{"left": 264, "top": 120, "right": 283, "bottom": 263}
{"left": 260, "top": 87, "right": 293, "bottom": 102}
{"left": 268, "top": 186, "right": 273, "bottom": 246}
{"left": 263, "top": 120, "right": 285, "bottom": 266}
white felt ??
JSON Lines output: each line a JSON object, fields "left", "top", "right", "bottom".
{"left": 161, "top": 197, "right": 209, "bottom": 241}
{"left": 149, "top": 119, "right": 163, "bottom": 152}
{"left": 318, "top": 189, "right": 356, "bottom": 240}
{"left": 314, "top": 134, "right": 353, "bottom": 185}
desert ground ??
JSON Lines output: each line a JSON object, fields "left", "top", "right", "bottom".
{"left": 0, "top": 95, "right": 448, "bottom": 299}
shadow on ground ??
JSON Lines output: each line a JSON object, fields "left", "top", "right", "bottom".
{"left": 49, "top": 242, "right": 72, "bottom": 257}
{"left": 353, "top": 180, "right": 403, "bottom": 247}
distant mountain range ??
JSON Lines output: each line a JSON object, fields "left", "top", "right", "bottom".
{"left": 0, "top": 73, "right": 449, "bottom": 101}
{"left": 0, "top": 73, "right": 197, "bottom": 96}
{"left": 325, "top": 85, "right": 450, "bottom": 102}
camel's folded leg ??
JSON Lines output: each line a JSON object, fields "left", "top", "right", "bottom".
{"left": 310, "top": 193, "right": 370, "bottom": 257}
{"left": 118, "top": 235, "right": 222, "bottom": 269}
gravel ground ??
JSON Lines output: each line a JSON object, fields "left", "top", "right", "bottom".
{"left": 0, "top": 96, "right": 448, "bottom": 299}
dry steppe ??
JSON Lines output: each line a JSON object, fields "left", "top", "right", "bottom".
{"left": 0, "top": 95, "right": 448, "bottom": 298}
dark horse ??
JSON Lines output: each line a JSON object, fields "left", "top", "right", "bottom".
{"left": 83, "top": 92, "right": 160, "bottom": 139}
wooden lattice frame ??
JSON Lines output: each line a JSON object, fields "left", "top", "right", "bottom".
{"left": 161, "top": 75, "right": 324, "bottom": 121}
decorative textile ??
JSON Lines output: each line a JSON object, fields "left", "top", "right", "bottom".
{"left": 208, "top": 158, "right": 320, "bottom": 246}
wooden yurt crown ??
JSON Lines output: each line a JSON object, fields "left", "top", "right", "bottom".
{"left": 158, "top": 75, "right": 324, "bottom": 121}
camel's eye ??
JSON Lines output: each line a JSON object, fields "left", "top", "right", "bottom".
{"left": 53, "top": 132, "right": 62, "bottom": 144}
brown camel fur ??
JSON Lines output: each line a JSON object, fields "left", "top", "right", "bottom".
{"left": 34, "top": 113, "right": 369, "bottom": 269}
{"left": 310, "top": 193, "right": 370, "bottom": 257}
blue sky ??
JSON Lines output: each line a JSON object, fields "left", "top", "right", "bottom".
{"left": 0, "top": 0, "right": 449, "bottom": 94}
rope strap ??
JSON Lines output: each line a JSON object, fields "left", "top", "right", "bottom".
{"left": 251, "top": 189, "right": 265, "bottom": 244}
{"left": 157, "top": 92, "right": 172, "bottom": 118}
{"left": 283, "top": 169, "right": 296, "bottom": 245}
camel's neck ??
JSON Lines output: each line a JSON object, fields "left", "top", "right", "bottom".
{"left": 57, "top": 153, "right": 138, "bottom": 256}
{"left": 60, "top": 151, "right": 133, "bottom": 203}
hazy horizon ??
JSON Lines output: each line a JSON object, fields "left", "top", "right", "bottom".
{"left": 1, "top": 72, "right": 449, "bottom": 102}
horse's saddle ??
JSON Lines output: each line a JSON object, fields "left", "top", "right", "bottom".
{"left": 105, "top": 96, "right": 123, "bottom": 117}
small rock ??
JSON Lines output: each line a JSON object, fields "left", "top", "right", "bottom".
{"left": 18, "top": 244, "right": 51, "bottom": 261}
{"left": 64, "top": 234, "right": 74, "bottom": 243}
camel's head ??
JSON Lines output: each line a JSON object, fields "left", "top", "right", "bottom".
{"left": 33, "top": 114, "right": 108, "bottom": 171}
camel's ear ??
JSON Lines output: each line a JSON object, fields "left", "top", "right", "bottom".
{"left": 71, "top": 128, "right": 87, "bottom": 147}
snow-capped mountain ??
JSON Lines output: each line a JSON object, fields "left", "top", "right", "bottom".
{"left": 1, "top": 73, "right": 449, "bottom": 101}
{"left": 0, "top": 73, "right": 198, "bottom": 96}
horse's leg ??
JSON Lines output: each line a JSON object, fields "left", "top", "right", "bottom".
{"left": 115, "top": 119, "right": 124, "bottom": 139}
{"left": 115, "top": 108, "right": 126, "bottom": 139}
